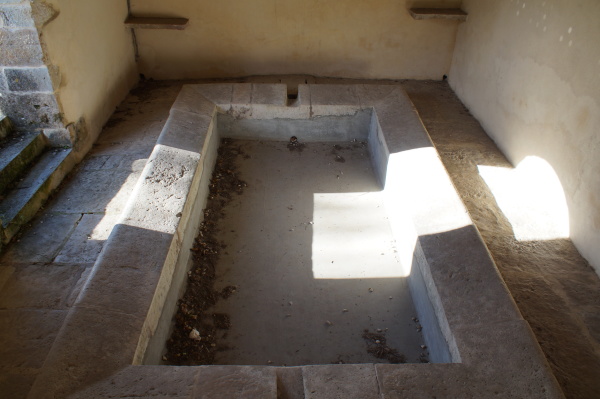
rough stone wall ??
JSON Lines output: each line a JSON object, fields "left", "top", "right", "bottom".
{"left": 0, "top": 0, "right": 68, "bottom": 145}
{"left": 448, "top": 0, "right": 600, "bottom": 274}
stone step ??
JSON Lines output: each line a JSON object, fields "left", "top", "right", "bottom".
{"left": 0, "top": 131, "right": 48, "bottom": 194}
{"left": 0, "top": 147, "right": 72, "bottom": 245}
{"left": 0, "top": 115, "right": 14, "bottom": 140}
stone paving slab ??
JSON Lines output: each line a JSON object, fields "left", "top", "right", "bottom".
{"left": 302, "top": 364, "right": 380, "bottom": 399}
{"left": 27, "top": 307, "right": 146, "bottom": 399}
{"left": 48, "top": 169, "right": 138, "bottom": 214}
{"left": 0, "top": 309, "right": 66, "bottom": 370}
{"left": 0, "top": 264, "right": 86, "bottom": 309}
{"left": 1, "top": 212, "right": 81, "bottom": 264}
{"left": 54, "top": 214, "right": 119, "bottom": 264}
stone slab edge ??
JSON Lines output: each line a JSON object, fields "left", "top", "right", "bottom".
{"left": 27, "top": 84, "right": 564, "bottom": 399}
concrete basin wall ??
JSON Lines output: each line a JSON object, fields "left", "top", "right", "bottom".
{"left": 27, "top": 84, "right": 564, "bottom": 399}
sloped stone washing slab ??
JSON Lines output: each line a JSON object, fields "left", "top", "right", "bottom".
{"left": 27, "top": 84, "right": 563, "bottom": 398}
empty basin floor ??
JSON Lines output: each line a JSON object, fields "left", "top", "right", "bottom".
{"left": 168, "top": 139, "right": 427, "bottom": 366}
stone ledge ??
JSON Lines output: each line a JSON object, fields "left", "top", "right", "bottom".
{"left": 125, "top": 16, "right": 189, "bottom": 30}
{"left": 409, "top": 8, "right": 468, "bottom": 21}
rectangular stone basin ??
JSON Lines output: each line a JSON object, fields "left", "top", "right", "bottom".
{"left": 27, "top": 84, "right": 564, "bottom": 398}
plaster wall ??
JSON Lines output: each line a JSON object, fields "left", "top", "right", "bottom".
{"left": 130, "top": 0, "right": 462, "bottom": 80}
{"left": 39, "top": 0, "right": 137, "bottom": 153}
{"left": 449, "top": 0, "right": 600, "bottom": 273}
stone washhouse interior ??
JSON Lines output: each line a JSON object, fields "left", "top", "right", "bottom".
{"left": 0, "top": 1, "right": 599, "bottom": 398}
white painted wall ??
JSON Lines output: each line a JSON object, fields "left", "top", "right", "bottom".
{"left": 39, "top": 0, "right": 138, "bottom": 153}
{"left": 130, "top": 0, "right": 462, "bottom": 80}
{"left": 449, "top": 0, "right": 600, "bottom": 273}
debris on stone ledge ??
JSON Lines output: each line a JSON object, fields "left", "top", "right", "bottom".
{"left": 189, "top": 329, "right": 202, "bottom": 341}
{"left": 287, "top": 135, "right": 306, "bottom": 152}
{"left": 362, "top": 329, "right": 406, "bottom": 364}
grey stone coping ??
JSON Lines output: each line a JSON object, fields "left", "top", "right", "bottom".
{"left": 27, "top": 84, "right": 563, "bottom": 398}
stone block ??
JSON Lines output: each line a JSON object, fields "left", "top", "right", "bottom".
{"left": 0, "top": 69, "right": 7, "bottom": 91}
{"left": 73, "top": 225, "right": 173, "bottom": 317}
{"left": 418, "top": 225, "right": 523, "bottom": 329}
{"left": 376, "top": 364, "right": 478, "bottom": 398}
{"left": 0, "top": 28, "right": 43, "bottom": 66}
{"left": 70, "top": 366, "right": 199, "bottom": 399}
{"left": 5, "top": 66, "right": 53, "bottom": 92}
{"left": 194, "top": 366, "right": 278, "bottom": 398}
{"left": 193, "top": 84, "right": 232, "bottom": 105}
{"left": 302, "top": 364, "right": 380, "bottom": 399}
{"left": 232, "top": 82, "right": 252, "bottom": 104}
{"left": 251, "top": 83, "right": 287, "bottom": 106}
{"left": 0, "top": 2, "right": 34, "bottom": 28}
{"left": 42, "top": 127, "right": 71, "bottom": 146}
{"left": 158, "top": 108, "right": 212, "bottom": 152}
{"left": 0, "top": 91, "right": 62, "bottom": 129}
{"left": 170, "top": 85, "right": 217, "bottom": 117}
{"left": 0, "top": 113, "right": 14, "bottom": 138}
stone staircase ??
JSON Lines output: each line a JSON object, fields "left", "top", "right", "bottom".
{"left": 0, "top": 115, "right": 72, "bottom": 251}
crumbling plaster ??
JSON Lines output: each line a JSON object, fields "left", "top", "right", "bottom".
{"left": 130, "top": 0, "right": 463, "bottom": 80}
{"left": 37, "top": 0, "right": 137, "bottom": 155}
{"left": 448, "top": 0, "right": 600, "bottom": 274}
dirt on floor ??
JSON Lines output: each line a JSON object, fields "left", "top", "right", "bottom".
{"left": 165, "top": 137, "right": 425, "bottom": 366}
{"left": 164, "top": 139, "right": 247, "bottom": 365}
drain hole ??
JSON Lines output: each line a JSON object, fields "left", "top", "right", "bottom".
{"left": 287, "top": 93, "right": 298, "bottom": 100}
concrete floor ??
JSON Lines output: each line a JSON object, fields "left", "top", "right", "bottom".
{"left": 207, "top": 140, "right": 425, "bottom": 366}
{"left": 0, "top": 78, "right": 598, "bottom": 398}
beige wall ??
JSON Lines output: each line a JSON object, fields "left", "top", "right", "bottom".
{"left": 131, "top": 0, "right": 462, "bottom": 80}
{"left": 39, "top": 0, "right": 137, "bottom": 153}
{"left": 449, "top": 0, "right": 600, "bottom": 273}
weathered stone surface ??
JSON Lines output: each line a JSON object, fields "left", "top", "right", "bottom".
{"left": 73, "top": 230, "right": 170, "bottom": 317}
{"left": 70, "top": 366, "right": 199, "bottom": 399}
{"left": 0, "top": 309, "right": 66, "bottom": 370}
{"left": 0, "top": 213, "right": 81, "bottom": 263}
{"left": 158, "top": 108, "right": 212, "bottom": 152}
{"left": 0, "top": 148, "right": 73, "bottom": 242}
{"left": 0, "top": 131, "right": 46, "bottom": 193}
{"left": 376, "top": 364, "right": 479, "bottom": 398}
{"left": 42, "top": 127, "right": 71, "bottom": 146}
{"left": 276, "top": 367, "right": 305, "bottom": 399}
{"left": 194, "top": 366, "right": 277, "bottom": 399}
{"left": 4, "top": 66, "right": 53, "bottom": 92}
{"left": 48, "top": 169, "right": 136, "bottom": 214}
{"left": 0, "top": 28, "right": 43, "bottom": 66}
{"left": 169, "top": 85, "right": 217, "bottom": 117}
{"left": 0, "top": 371, "right": 37, "bottom": 399}
{"left": 0, "top": 264, "right": 85, "bottom": 309}
{"left": 418, "top": 225, "right": 523, "bottom": 328}
{"left": 251, "top": 83, "right": 287, "bottom": 106}
{"left": 193, "top": 84, "right": 232, "bottom": 105}
{"left": 0, "top": 91, "right": 62, "bottom": 129}
{"left": 54, "top": 214, "right": 118, "bottom": 264}
{"left": 27, "top": 307, "right": 145, "bottom": 399}
{"left": 0, "top": 3, "right": 34, "bottom": 28}
{"left": 302, "top": 364, "right": 380, "bottom": 399}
